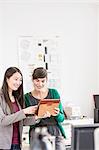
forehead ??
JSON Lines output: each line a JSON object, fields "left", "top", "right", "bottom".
{"left": 34, "top": 77, "right": 46, "bottom": 81}
{"left": 10, "top": 72, "right": 22, "bottom": 79}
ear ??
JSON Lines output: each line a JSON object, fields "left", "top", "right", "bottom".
{"left": 46, "top": 77, "right": 48, "bottom": 81}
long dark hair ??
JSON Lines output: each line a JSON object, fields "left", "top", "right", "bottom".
{"left": 1, "top": 67, "right": 24, "bottom": 112}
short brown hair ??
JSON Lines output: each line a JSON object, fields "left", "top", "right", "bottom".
{"left": 32, "top": 67, "right": 47, "bottom": 80}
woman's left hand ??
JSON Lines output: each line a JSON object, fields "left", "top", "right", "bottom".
{"left": 52, "top": 107, "right": 60, "bottom": 116}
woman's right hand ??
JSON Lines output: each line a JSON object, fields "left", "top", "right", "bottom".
{"left": 23, "top": 105, "right": 38, "bottom": 115}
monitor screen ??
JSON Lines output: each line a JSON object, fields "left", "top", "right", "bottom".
{"left": 93, "top": 95, "right": 99, "bottom": 109}
{"left": 71, "top": 124, "right": 99, "bottom": 150}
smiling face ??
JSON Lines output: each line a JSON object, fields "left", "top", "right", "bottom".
{"left": 7, "top": 72, "right": 22, "bottom": 92}
{"left": 33, "top": 77, "right": 47, "bottom": 92}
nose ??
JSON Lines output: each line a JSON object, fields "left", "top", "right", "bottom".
{"left": 38, "top": 81, "right": 43, "bottom": 86}
{"left": 17, "top": 80, "right": 22, "bottom": 86}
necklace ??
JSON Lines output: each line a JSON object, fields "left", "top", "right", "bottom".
{"left": 9, "top": 95, "right": 15, "bottom": 102}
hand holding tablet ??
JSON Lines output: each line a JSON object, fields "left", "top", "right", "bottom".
{"left": 36, "top": 99, "right": 60, "bottom": 117}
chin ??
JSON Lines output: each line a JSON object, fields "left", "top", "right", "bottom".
{"left": 13, "top": 88, "right": 19, "bottom": 91}
{"left": 37, "top": 89, "right": 42, "bottom": 91}
{"left": 36, "top": 88, "right": 43, "bottom": 91}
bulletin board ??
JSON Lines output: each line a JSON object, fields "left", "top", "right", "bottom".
{"left": 18, "top": 36, "right": 61, "bottom": 93}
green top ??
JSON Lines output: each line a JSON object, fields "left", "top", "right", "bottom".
{"left": 24, "top": 88, "right": 66, "bottom": 138}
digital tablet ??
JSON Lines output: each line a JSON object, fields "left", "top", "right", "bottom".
{"left": 36, "top": 99, "right": 60, "bottom": 117}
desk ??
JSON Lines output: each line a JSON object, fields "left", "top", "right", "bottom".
{"left": 22, "top": 118, "right": 94, "bottom": 149}
{"left": 62, "top": 118, "right": 94, "bottom": 146}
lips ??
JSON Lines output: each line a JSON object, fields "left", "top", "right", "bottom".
{"left": 37, "top": 86, "right": 42, "bottom": 89}
{"left": 13, "top": 85, "right": 20, "bottom": 89}
{"left": 38, "top": 87, "right": 42, "bottom": 88}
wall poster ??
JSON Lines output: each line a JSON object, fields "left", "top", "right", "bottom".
{"left": 18, "top": 35, "right": 62, "bottom": 93}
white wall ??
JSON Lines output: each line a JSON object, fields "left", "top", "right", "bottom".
{"left": 0, "top": 0, "right": 98, "bottom": 117}
{"left": 97, "top": 4, "right": 99, "bottom": 91}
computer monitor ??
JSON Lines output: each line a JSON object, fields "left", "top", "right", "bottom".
{"left": 93, "top": 95, "right": 99, "bottom": 109}
{"left": 71, "top": 124, "right": 99, "bottom": 150}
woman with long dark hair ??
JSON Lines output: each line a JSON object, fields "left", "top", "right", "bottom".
{"left": 0, "top": 67, "right": 38, "bottom": 150}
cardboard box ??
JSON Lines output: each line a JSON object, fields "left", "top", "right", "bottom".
{"left": 64, "top": 106, "right": 81, "bottom": 119}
